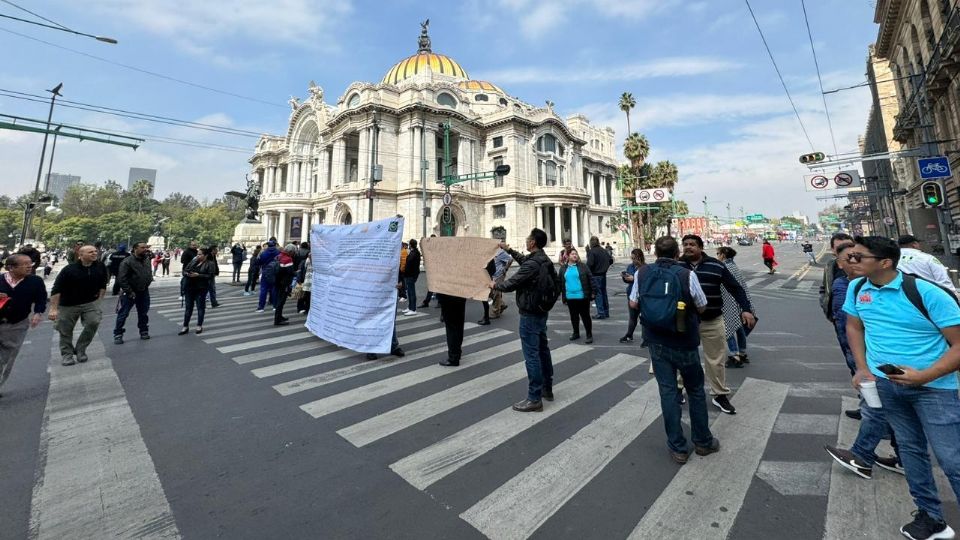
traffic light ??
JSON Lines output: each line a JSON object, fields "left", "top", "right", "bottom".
{"left": 799, "top": 152, "right": 826, "bottom": 164}
{"left": 921, "top": 181, "right": 945, "bottom": 207}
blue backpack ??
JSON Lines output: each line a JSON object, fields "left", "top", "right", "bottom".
{"left": 638, "top": 263, "right": 686, "bottom": 332}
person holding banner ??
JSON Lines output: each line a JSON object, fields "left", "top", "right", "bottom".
{"left": 438, "top": 293, "right": 467, "bottom": 366}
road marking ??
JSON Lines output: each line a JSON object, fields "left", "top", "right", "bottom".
{"left": 627, "top": 378, "right": 788, "bottom": 539}
{"left": 773, "top": 413, "right": 838, "bottom": 435}
{"left": 203, "top": 316, "right": 436, "bottom": 344}
{"left": 29, "top": 339, "right": 180, "bottom": 539}
{"left": 339, "top": 344, "right": 592, "bottom": 447}
{"left": 252, "top": 324, "right": 476, "bottom": 378}
{"left": 746, "top": 277, "right": 766, "bottom": 287}
{"left": 459, "top": 376, "right": 660, "bottom": 539}
{"left": 756, "top": 461, "right": 831, "bottom": 496}
{"left": 273, "top": 329, "right": 510, "bottom": 396}
{"left": 204, "top": 324, "right": 308, "bottom": 344}
{"left": 300, "top": 341, "right": 523, "bottom": 419}
{"left": 216, "top": 331, "right": 316, "bottom": 353}
{"left": 390, "top": 353, "right": 644, "bottom": 490}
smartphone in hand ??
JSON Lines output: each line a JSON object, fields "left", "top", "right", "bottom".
{"left": 877, "top": 363, "right": 905, "bottom": 376}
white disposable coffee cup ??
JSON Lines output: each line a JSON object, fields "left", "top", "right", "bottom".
{"left": 859, "top": 380, "right": 882, "bottom": 408}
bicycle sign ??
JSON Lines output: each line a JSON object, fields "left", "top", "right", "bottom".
{"left": 918, "top": 156, "right": 952, "bottom": 179}
{"left": 635, "top": 188, "right": 671, "bottom": 203}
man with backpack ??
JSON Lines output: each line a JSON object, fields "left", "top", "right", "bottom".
{"left": 256, "top": 240, "right": 281, "bottom": 312}
{"left": 629, "top": 236, "right": 717, "bottom": 464}
{"left": 491, "top": 228, "right": 559, "bottom": 412}
{"left": 841, "top": 236, "right": 960, "bottom": 540}
{"left": 680, "top": 234, "right": 755, "bottom": 415}
{"left": 587, "top": 236, "right": 612, "bottom": 319}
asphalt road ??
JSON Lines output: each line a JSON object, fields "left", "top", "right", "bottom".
{"left": 2, "top": 241, "right": 956, "bottom": 540}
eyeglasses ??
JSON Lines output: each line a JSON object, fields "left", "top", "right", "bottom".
{"left": 845, "top": 253, "right": 884, "bottom": 263}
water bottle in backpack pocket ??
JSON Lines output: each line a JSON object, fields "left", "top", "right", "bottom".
{"left": 638, "top": 264, "right": 685, "bottom": 332}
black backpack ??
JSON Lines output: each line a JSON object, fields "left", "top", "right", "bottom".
{"left": 852, "top": 273, "right": 959, "bottom": 328}
{"left": 533, "top": 260, "right": 561, "bottom": 314}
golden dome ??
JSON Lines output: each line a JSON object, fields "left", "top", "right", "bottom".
{"left": 382, "top": 52, "right": 468, "bottom": 85}
{"left": 457, "top": 80, "right": 503, "bottom": 94}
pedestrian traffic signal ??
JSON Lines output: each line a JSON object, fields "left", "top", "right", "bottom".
{"left": 799, "top": 152, "right": 826, "bottom": 164}
{"left": 921, "top": 181, "right": 945, "bottom": 207}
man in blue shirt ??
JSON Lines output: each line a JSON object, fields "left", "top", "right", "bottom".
{"left": 842, "top": 236, "right": 960, "bottom": 540}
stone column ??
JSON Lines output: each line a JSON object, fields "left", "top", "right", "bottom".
{"left": 301, "top": 211, "right": 310, "bottom": 242}
{"left": 334, "top": 140, "right": 346, "bottom": 185}
{"left": 457, "top": 137, "right": 469, "bottom": 177}
{"left": 424, "top": 128, "right": 437, "bottom": 184}
{"left": 277, "top": 210, "right": 288, "bottom": 245}
{"left": 263, "top": 213, "right": 272, "bottom": 239}
{"left": 571, "top": 206, "right": 579, "bottom": 247}
{"left": 534, "top": 204, "right": 543, "bottom": 230}
{"left": 314, "top": 209, "right": 322, "bottom": 226}
{"left": 305, "top": 160, "right": 314, "bottom": 193}
{"left": 412, "top": 126, "right": 422, "bottom": 186}
{"left": 319, "top": 149, "right": 330, "bottom": 190}
{"left": 265, "top": 167, "right": 273, "bottom": 193}
{"left": 553, "top": 205, "right": 562, "bottom": 244}
{"left": 358, "top": 127, "right": 369, "bottom": 184}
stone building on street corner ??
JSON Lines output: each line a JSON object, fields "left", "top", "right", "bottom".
{"left": 249, "top": 23, "right": 622, "bottom": 250}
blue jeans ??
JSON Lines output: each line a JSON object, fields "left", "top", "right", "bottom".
{"left": 257, "top": 280, "right": 276, "bottom": 310}
{"left": 877, "top": 377, "right": 960, "bottom": 521}
{"left": 404, "top": 277, "right": 418, "bottom": 312}
{"left": 519, "top": 314, "right": 553, "bottom": 401}
{"left": 591, "top": 275, "right": 609, "bottom": 318}
{"left": 648, "top": 343, "right": 714, "bottom": 454}
{"left": 726, "top": 326, "right": 748, "bottom": 354}
{"left": 850, "top": 396, "right": 900, "bottom": 467}
{"left": 832, "top": 312, "right": 856, "bottom": 375}
{"left": 114, "top": 290, "right": 150, "bottom": 336}
{"left": 208, "top": 278, "right": 218, "bottom": 304}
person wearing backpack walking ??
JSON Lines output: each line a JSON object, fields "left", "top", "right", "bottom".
{"left": 256, "top": 240, "right": 281, "bottom": 312}
{"left": 840, "top": 236, "right": 960, "bottom": 540}
{"left": 560, "top": 250, "right": 595, "bottom": 343}
{"left": 491, "top": 228, "right": 559, "bottom": 413}
{"left": 630, "top": 236, "right": 717, "bottom": 465}
{"left": 587, "top": 237, "right": 612, "bottom": 319}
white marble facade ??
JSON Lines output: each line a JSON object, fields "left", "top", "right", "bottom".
{"left": 251, "top": 27, "right": 621, "bottom": 250}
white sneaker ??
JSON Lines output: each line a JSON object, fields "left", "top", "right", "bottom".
{"left": 403, "top": 310, "right": 418, "bottom": 316}
{"left": 401, "top": 309, "right": 412, "bottom": 315}
{"left": 255, "top": 309, "right": 264, "bottom": 313}
{"left": 298, "top": 310, "right": 306, "bottom": 314}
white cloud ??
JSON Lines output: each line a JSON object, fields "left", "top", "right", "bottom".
{"left": 487, "top": 0, "right": 675, "bottom": 40}
{"left": 476, "top": 57, "right": 740, "bottom": 85}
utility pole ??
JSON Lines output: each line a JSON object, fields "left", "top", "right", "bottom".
{"left": 367, "top": 112, "right": 380, "bottom": 223}
{"left": 22, "top": 82, "right": 62, "bottom": 244}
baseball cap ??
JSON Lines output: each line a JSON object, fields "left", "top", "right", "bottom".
{"left": 897, "top": 234, "right": 919, "bottom": 246}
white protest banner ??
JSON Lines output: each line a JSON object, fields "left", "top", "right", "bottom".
{"left": 421, "top": 237, "right": 501, "bottom": 301}
{"left": 306, "top": 216, "right": 403, "bottom": 354}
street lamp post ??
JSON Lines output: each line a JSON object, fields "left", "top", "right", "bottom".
{"left": 21, "top": 83, "right": 63, "bottom": 244}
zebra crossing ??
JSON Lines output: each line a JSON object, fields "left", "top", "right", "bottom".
{"left": 149, "top": 288, "right": 933, "bottom": 539}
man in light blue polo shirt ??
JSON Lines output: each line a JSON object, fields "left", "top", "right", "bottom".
{"left": 843, "top": 235, "right": 960, "bottom": 540}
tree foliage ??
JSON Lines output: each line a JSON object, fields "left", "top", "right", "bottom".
{"left": 617, "top": 131, "right": 682, "bottom": 247}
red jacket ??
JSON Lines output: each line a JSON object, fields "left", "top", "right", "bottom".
{"left": 762, "top": 243, "right": 775, "bottom": 260}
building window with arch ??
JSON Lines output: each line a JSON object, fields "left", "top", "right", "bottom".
{"left": 318, "top": 209, "right": 326, "bottom": 224}
{"left": 545, "top": 160, "right": 557, "bottom": 186}
{"left": 437, "top": 92, "right": 457, "bottom": 108}
{"left": 499, "top": 98, "right": 508, "bottom": 106}
{"left": 347, "top": 93, "right": 361, "bottom": 108}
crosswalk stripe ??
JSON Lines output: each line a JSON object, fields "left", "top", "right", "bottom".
{"left": 183, "top": 312, "right": 305, "bottom": 330}
{"left": 626, "top": 377, "right": 789, "bottom": 539}
{"left": 204, "top": 323, "right": 308, "bottom": 344}
{"left": 201, "top": 311, "right": 429, "bottom": 343}
{"left": 155, "top": 300, "right": 249, "bottom": 315}
{"left": 339, "top": 343, "right": 592, "bottom": 447}
{"left": 233, "top": 341, "right": 331, "bottom": 365}
{"left": 252, "top": 324, "right": 477, "bottom": 378}
{"left": 273, "top": 329, "right": 511, "bottom": 396}
{"left": 299, "top": 341, "right": 523, "bottom": 419}
{"left": 459, "top": 376, "right": 661, "bottom": 539}
{"left": 199, "top": 320, "right": 294, "bottom": 337}
{"left": 746, "top": 277, "right": 766, "bottom": 287}
{"left": 216, "top": 331, "right": 315, "bottom": 354}
{"left": 761, "top": 279, "right": 784, "bottom": 290}
{"left": 389, "top": 353, "right": 645, "bottom": 490}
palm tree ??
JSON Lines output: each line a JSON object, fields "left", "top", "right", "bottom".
{"left": 623, "top": 133, "right": 650, "bottom": 168}
{"left": 619, "top": 92, "right": 636, "bottom": 136}
{"left": 130, "top": 179, "right": 153, "bottom": 215}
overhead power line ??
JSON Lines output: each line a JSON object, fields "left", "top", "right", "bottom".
{"left": 1, "top": 0, "right": 69, "bottom": 30}
{"left": 800, "top": 0, "right": 839, "bottom": 157}
{"left": 0, "top": 25, "right": 285, "bottom": 108}
{"left": 743, "top": 0, "right": 816, "bottom": 152}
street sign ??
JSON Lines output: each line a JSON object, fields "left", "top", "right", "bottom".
{"left": 803, "top": 170, "right": 861, "bottom": 191}
{"left": 441, "top": 192, "right": 453, "bottom": 206}
{"left": 745, "top": 214, "right": 765, "bottom": 223}
{"left": 918, "top": 156, "right": 951, "bottom": 179}
{"left": 635, "top": 188, "right": 671, "bottom": 203}
{"left": 833, "top": 172, "right": 854, "bottom": 187}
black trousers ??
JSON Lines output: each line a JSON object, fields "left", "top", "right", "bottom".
{"left": 232, "top": 262, "right": 243, "bottom": 282}
{"left": 625, "top": 304, "right": 641, "bottom": 339}
{"left": 244, "top": 268, "right": 259, "bottom": 292}
{"left": 566, "top": 298, "right": 592, "bottom": 336}
{"left": 274, "top": 278, "right": 291, "bottom": 323}
{"left": 439, "top": 294, "right": 466, "bottom": 361}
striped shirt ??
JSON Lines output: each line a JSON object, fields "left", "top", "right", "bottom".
{"left": 681, "top": 255, "right": 751, "bottom": 321}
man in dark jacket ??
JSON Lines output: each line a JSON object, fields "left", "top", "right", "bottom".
{"left": 48, "top": 245, "right": 108, "bottom": 365}
{"left": 587, "top": 236, "right": 612, "bottom": 319}
{"left": 492, "top": 228, "right": 555, "bottom": 412}
{"left": 230, "top": 243, "right": 246, "bottom": 282}
{"left": 108, "top": 244, "right": 130, "bottom": 295}
{"left": 114, "top": 242, "right": 154, "bottom": 344}
{"left": 402, "top": 239, "right": 422, "bottom": 315}
{"left": 256, "top": 240, "right": 281, "bottom": 312}
{"left": 0, "top": 254, "right": 47, "bottom": 396}
{"left": 680, "top": 235, "right": 755, "bottom": 415}
{"left": 178, "top": 241, "right": 198, "bottom": 300}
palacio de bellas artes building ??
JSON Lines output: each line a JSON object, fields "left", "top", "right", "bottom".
{"left": 249, "top": 22, "right": 622, "bottom": 250}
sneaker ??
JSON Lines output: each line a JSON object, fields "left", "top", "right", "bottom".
{"left": 725, "top": 356, "right": 743, "bottom": 368}
{"left": 298, "top": 310, "right": 306, "bottom": 314}
{"left": 584, "top": 336, "right": 594, "bottom": 344}
{"left": 619, "top": 336, "right": 633, "bottom": 343}
{"left": 76, "top": 351, "right": 88, "bottom": 363}
{"left": 670, "top": 450, "right": 689, "bottom": 465}
{"left": 365, "top": 353, "right": 378, "bottom": 360}
{"left": 845, "top": 409, "right": 863, "bottom": 421}
{"left": 402, "top": 311, "right": 417, "bottom": 317}
{"left": 242, "top": 292, "right": 252, "bottom": 296}
{"left": 438, "top": 358, "right": 460, "bottom": 367}
{"left": 512, "top": 399, "right": 543, "bottom": 412}
{"left": 824, "top": 446, "right": 872, "bottom": 479}
{"left": 477, "top": 319, "right": 491, "bottom": 326}
{"left": 712, "top": 395, "right": 736, "bottom": 415}
{"left": 61, "top": 354, "right": 76, "bottom": 366}
{"left": 391, "top": 348, "right": 405, "bottom": 358}
{"left": 543, "top": 389, "right": 554, "bottom": 401}
{"left": 401, "top": 309, "right": 412, "bottom": 315}
{"left": 875, "top": 456, "right": 905, "bottom": 475}
{"left": 140, "top": 332, "right": 150, "bottom": 340}
{"left": 255, "top": 309, "right": 265, "bottom": 313}
{"left": 113, "top": 335, "right": 124, "bottom": 345}
{"left": 901, "top": 509, "right": 955, "bottom": 540}
{"left": 739, "top": 353, "right": 750, "bottom": 364}
{"left": 695, "top": 438, "right": 721, "bottom": 456}
{"left": 569, "top": 334, "right": 581, "bottom": 341}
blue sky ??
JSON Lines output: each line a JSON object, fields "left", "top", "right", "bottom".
{"left": 0, "top": 0, "right": 880, "bottom": 221}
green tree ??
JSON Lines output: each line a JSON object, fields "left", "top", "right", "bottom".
{"left": 0, "top": 208, "right": 23, "bottom": 247}
{"left": 619, "top": 92, "right": 636, "bottom": 136}
{"left": 97, "top": 211, "right": 152, "bottom": 246}
{"left": 127, "top": 179, "right": 156, "bottom": 215}
{"left": 43, "top": 216, "right": 100, "bottom": 245}
{"left": 623, "top": 133, "right": 650, "bottom": 168}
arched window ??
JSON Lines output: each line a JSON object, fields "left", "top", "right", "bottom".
{"left": 347, "top": 93, "right": 361, "bottom": 108}
{"left": 437, "top": 93, "right": 457, "bottom": 108}
{"left": 537, "top": 134, "right": 557, "bottom": 153}
{"left": 475, "top": 94, "right": 489, "bottom": 102}
{"left": 545, "top": 160, "right": 557, "bottom": 186}
{"left": 499, "top": 98, "right": 508, "bottom": 106}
